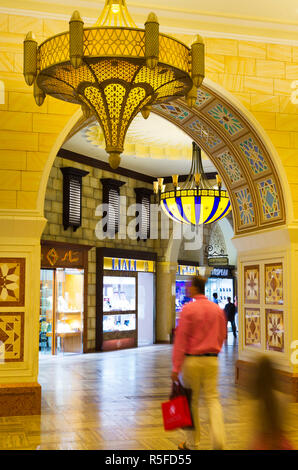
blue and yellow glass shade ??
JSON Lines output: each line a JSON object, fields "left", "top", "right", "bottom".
{"left": 160, "top": 188, "right": 231, "bottom": 225}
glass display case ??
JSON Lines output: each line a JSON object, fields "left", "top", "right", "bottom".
{"left": 39, "top": 268, "right": 84, "bottom": 355}
{"left": 102, "top": 273, "right": 137, "bottom": 350}
{"left": 103, "top": 314, "right": 136, "bottom": 332}
{"left": 103, "top": 276, "right": 136, "bottom": 312}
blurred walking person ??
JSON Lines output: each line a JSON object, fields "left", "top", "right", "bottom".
{"left": 224, "top": 297, "right": 237, "bottom": 338}
{"left": 171, "top": 275, "right": 227, "bottom": 450}
{"left": 250, "top": 356, "right": 294, "bottom": 450}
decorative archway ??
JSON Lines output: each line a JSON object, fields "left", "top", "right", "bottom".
{"left": 152, "top": 78, "right": 290, "bottom": 236}
{"left": 39, "top": 78, "right": 298, "bottom": 399}
{"left": 56, "top": 78, "right": 292, "bottom": 236}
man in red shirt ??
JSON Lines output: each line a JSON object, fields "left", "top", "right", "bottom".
{"left": 172, "top": 275, "right": 227, "bottom": 450}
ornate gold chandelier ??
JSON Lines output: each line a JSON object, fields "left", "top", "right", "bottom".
{"left": 23, "top": 0, "right": 205, "bottom": 169}
{"left": 153, "top": 143, "right": 232, "bottom": 225}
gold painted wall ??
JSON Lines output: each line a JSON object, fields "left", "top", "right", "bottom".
{"left": 0, "top": 14, "right": 297, "bottom": 216}
{"left": 0, "top": 15, "right": 295, "bottom": 211}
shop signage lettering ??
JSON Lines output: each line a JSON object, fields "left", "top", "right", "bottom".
{"left": 41, "top": 245, "right": 84, "bottom": 268}
{"left": 112, "top": 258, "right": 137, "bottom": 271}
{"left": 211, "top": 268, "right": 229, "bottom": 277}
{"left": 104, "top": 257, "right": 155, "bottom": 272}
{"left": 177, "top": 265, "right": 199, "bottom": 276}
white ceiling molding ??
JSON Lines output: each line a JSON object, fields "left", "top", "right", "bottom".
{"left": 1, "top": 6, "right": 298, "bottom": 46}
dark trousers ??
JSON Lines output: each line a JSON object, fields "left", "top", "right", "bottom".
{"left": 228, "top": 318, "right": 237, "bottom": 337}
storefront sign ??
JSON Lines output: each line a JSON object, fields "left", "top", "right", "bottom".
{"left": 208, "top": 256, "right": 229, "bottom": 266}
{"left": 104, "top": 257, "right": 155, "bottom": 273}
{"left": 177, "top": 265, "right": 200, "bottom": 276}
{"left": 211, "top": 267, "right": 232, "bottom": 278}
{"left": 41, "top": 244, "right": 85, "bottom": 268}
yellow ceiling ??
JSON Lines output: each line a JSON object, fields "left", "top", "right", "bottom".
{"left": 1, "top": 0, "right": 298, "bottom": 43}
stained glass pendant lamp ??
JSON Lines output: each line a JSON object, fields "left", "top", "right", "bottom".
{"left": 23, "top": 0, "right": 205, "bottom": 169}
{"left": 153, "top": 142, "right": 232, "bottom": 225}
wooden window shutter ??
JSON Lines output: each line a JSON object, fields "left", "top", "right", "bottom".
{"left": 134, "top": 188, "right": 152, "bottom": 241}
{"left": 60, "top": 167, "right": 89, "bottom": 231}
{"left": 100, "top": 178, "right": 126, "bottom": 235}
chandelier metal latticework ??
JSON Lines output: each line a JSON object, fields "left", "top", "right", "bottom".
{"left": 154, "top": 142, "right": 232, "bottom": 225}
{"left": 23, "top": 0, "right": 205, "bottom": 169}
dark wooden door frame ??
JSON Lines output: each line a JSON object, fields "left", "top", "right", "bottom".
{"left": 96, "top": 248, "right": 157, "bottom": 351}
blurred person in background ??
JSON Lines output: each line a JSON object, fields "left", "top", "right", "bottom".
{"left": 224, "top": 297, "right": 237, "bottom": 338}
{"left": 250, "top": 355, "right": 294, "bottom": 450}
{"left": 171, "top": 275, "right": 227, "bottom": 450}
{"left": 212, "top": 292, "right": 219, "bottom": 304}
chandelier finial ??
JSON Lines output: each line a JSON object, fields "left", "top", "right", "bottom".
{"left": 94, "top": 0, "right": 136, "bottom": 27}
{"left": 69, "top": 11, "right": 84, "bottom": 69}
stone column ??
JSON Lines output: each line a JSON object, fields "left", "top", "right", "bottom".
{"left": 0, "top": 211, "right": 46, "bottom": 416}
{"left": 156, "top": 261, "right": 177, "bottom": 343}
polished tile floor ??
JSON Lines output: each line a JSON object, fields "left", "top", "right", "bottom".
{"left": 0, "top": 335, "right": 297, "bottom": 450}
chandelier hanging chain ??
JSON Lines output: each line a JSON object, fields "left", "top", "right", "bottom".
{"left": 153, "top": 142, "right": 230, "bottom": 226}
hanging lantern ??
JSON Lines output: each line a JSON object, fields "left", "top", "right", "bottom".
{"left": 23, "top": 0, "right": 205, "bottom": 169}
{"left": 153, "top": 142, "right": 231, "bottom": 225}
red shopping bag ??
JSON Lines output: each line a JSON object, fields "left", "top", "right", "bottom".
{"left": 161, "top": 395, "right": 193, "bottom": 431}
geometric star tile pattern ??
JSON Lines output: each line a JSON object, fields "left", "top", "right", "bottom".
{"left": 195, "top": 89, "right": 213, "bottom": 108}
{"left": 0, "top": 259, "right": 25, "bottom": 306}
{"left": 235, "top": 187, "right": 255, "bottom": 226}
{"left": 266, "top": 309, "right": 284, "bottom": 352}
{"left": 153, "top": 103, "right": 190, "bottom": 123}
{"left": 239, "top": 137, "right": 268, "bottom": 175}
{"left": 244, "top": 265, "right": 260, "bottom": 304}
{"left": 208, "top": 103, "right": 244, "bottom": 136}
{"left": 265, "top": 263, "right": 283, "bottom": 305}
{"left": 258, "top": 178, "right": 281, "bottom": 221}
{"left": 187, "top": 117, "right": 222, "bottom": 150}
{"left": 245, "top": 308, "right": 261, "bottom": 346}
{"left": 0, "top": 312, "right": 24, "bottom": 362}
{"left": 217, "top": 151, "right": 243, "bottom": 185}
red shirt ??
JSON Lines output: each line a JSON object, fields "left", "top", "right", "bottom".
{"left": 172, "top": 295, "right": 227, "bottom": 373}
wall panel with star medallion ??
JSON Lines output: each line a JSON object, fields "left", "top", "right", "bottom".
{"left": 244, "top": 265, "right": 260, "bottom": 304}
{"left": 265, "top": 309, "right": 284, "bottom": 352}
{"left": 245, "top": 308, "right": 261, "bottom": 347}
{"left": 0, "top": 258, "right": 25, "bottom": 307}
{"left": 265, "top": 263, "right": 283, "bottom": 305}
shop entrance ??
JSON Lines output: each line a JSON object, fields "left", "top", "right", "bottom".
{"left": 40, "top": 268, "right": 84, "bottom": 355}
{"left": 97, "top": 249, "right": 156, "bottom": 352}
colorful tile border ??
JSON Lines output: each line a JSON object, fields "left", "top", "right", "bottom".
{"left": 239, "top": 137, "right": 268, "bottom": 175}
{"left": 0, "top": 312, "right": 24, "bottom": 362}
{"left": 217, "top": 150, "right": 244, "bottom": 185}
{"left": 235, "top": 187, "right": 255, "bottom": 226}
{"left": 186, "top": 117, "right": 222, "bottom": 150}
{"left": 196, "top": 89, "right": 213, "bottom": 108}
{"left": 245, "top": 308, "right": 261, "bottom": 347}
{"left": 244, "top": 265, "right": 260, "bottom": 304}
{"left": 207, "top": 102, "right": 244, "bottom": 136}
{"left": 265, "top": 309, "right": 284, "bottom": 352}
{"left": 0, "top": 258, "right": 25, "bottom": 307}
{"left": 153, "top": 103, "right": 190, "bottom": 123}
{"left": 265, "top": 263, "right": 283, "bottom": 305}
{"left": 258, "top": 178, "right": 281, "bottom": 221}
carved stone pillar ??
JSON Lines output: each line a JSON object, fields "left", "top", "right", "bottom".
{"left": 156, "top": 261, "right": 177, "bottom": 342}
{"left": 0, "top": 211, "right": 46, "bottom": 416}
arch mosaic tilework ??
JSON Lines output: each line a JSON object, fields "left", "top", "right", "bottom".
{"left": 151, "top": 83, "right": 286, "bottom": 234}
{"left": 74, "top": 82, "right": 286, "bottom": 234}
